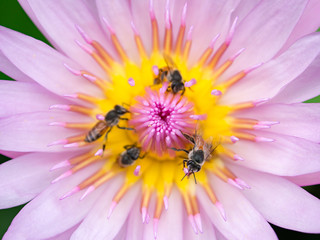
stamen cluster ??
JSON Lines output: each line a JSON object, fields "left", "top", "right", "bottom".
{"left": 130, "top": 88, "right": 195, "bottom": 156}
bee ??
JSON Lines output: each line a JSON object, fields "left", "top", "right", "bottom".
{"left": 85, "top": 105, "right": 134, "bottom": 152}
{"left": 153, "top": 55, "right": 185, "bottom": 95}
{"left": 171, "top": 131, "right": 218, "bottom": 184}
{"left": 117, "top": 144, "right": 146, "bottom": 167}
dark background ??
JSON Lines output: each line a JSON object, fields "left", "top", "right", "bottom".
{"left": 0, "top": 1, "right": 319, "bottom": 239}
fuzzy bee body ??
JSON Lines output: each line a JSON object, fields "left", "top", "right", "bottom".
{"left": 118, "top": 145, "right": 144, "bottom": 167}
{"left": 85, "top": 121, "right": 109, "bottom": 143}
{"left": 84, "top": 105, "right": 134, "bottom": 153}
{"left": 172, "top": 131, "right": 218, "bottom": 183}
{"left": 153, "top": 55, "right": 185, "bottom": 95}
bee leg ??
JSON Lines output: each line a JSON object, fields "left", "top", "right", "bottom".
{"left": 117, "top": 125, "right": 135, "bottom": 131}
{"left": 181, "top": 88, "right": 185, "bottom": 96}
{"left": 182, "top": 159, "right": 188, "bottom": 168}
{"left": 170, "top": 147, "right": 189, "bottom": 154}
{"left": 123, "top": 144, "right": 134, "bottom": 150}
{"left": 139, "top": 152, "right": 147, "bottom": 159}
{"left": 119, "top": 117, "right": 129, "bottom": 121}
{"left": 101, "top": 127, "right": 113, "bottom": 154}
{"left": 192, "top": 172, "right": 197, "bottom": 184}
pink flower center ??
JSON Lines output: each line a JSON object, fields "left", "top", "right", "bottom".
{"left": 130, "top": 88, "right": 195, "bottom": 156}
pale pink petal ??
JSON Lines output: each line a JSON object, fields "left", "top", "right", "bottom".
{"left": 0, "top": 152, "right": 80, "bottom": 209}
{"left": 198, "top": 174, "right": 277, "bottom": 240}
{"left": 3, "top": 162, "right": 105, "bottom": 240}
{"left": 277, "top": 0, "right": 320, "bottom": 55}
{"left": 215, "top": 229, "right": 228, "bottom": 240}
{"left": 25, "top": 0, "right": 110, "bottom": 77}
{"left": 0, "top": 112, "right": 91, "bottom": 152}
{"left": 125, "top": 198, "right": 144, "bottom": 240}
{"left": 229, "top": 132, "right": 320, "bottom": 176}
{"left": 17, "top": 0, "right": 61, "bottom": 51}
{"left": 234, "top": 103, "right": 320, "bottom": 142}
{"left": 45, "top": 224, "right": 80, "bottom": 240}
{"left": 231, "top": 165, "right": 320, "bottom": 233}
{"left": 96, "top": 0, "right": 139, "bottom": 62}
{"left": 156, "top": 188, "right": 184, "bottom": 240}
{"left": 0, "top": 151, "right": 24, "bottom": 159}
{"left": 183, "top": 206, "right": 217, "bottom": 240}
{"left": 231, "top": 0, "right": 260, "bottom": 22}
{"left": 0, "top": 51, "right": 33, "bottom": 82}
{"left": 0, "top": 27, "right": 103, "bottom": 98}
{"left": 187, "top": 0, "right": 239, "bottom": 62}
{"left": 221, "top": 32, "right": 320, "bottom": 104}
{"left": 222, "top": 0, "right": 308, "bottom": 78}
{"left": 130, "top": 0, "right": 152, "bottom": 54}
{"left": 0, "top": 81, "right": 69, "bottom": 117}
{"left": 70, "top": 176, "right": 139, "bottom": 240}
{"left": 272, "top": 55, "right": 320, "bottom": 103}
{"left": 285, "top": 172, "right": 320, "bottom": 186}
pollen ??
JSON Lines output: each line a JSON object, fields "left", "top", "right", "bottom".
{"left": 47, "top": 0, "right": 279, "bottom": 237}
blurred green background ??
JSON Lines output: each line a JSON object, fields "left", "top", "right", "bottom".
{"left": 0, "top": 1, "right": 319, "bottom": 239}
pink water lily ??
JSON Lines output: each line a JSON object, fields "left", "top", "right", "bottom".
{"left": 1, "top": 0, "right": 320, "bottom": 239}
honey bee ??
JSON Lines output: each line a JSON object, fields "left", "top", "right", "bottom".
{"left": 117, "top": 144, "right": 146, "bottom": 167}
{"left": 153, "top": 54, "right": 185, "bottom": 95}
{"left": 172, "top": 131, "right": 218, "bottom": 184}
{"left": 85, "top": 105, "right": 134, "bottom": 152}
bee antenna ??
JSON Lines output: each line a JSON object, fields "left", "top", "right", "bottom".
{"left": 181, "top": 172, "right": 188, "bottom": 181}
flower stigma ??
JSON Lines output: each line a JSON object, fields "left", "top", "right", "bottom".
{"left": 47, "top": 1, "right": 280, "bottom": 237}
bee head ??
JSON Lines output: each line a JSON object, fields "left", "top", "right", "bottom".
{"left": 114, "top": 105, "right": 129, "bottom": 115}
{"left": 172, "top": 81, "right": 185, "bottom": 94}
{"left": 187, "top": 160, "right": 201, "bottom": 173}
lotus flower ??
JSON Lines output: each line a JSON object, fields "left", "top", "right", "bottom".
{"left": 1, "top": 0, "right": 320, "bottom": 239}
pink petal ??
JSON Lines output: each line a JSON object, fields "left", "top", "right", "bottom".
{"left": 96, "top": 0, "right": 139, "bottom": 62}
{"left": 186, "top": 0, "right": 238, "bottom": 62}
{"left": 235, "top": 103, "right": 320, "bottom": 142}
{"left": 183, "top": 207, "right": 217, "bottom": 240}
{"left": 130, "top": 0, "right": 152, "bottom": 54}
{"left": 37, "top": 223, "right": 80, "bottom": 240}
{"left": 24, "top": 0, "right": 109, "bottom": 77}
{"left": 198, "top": 174, "right": 277, "bottom": 240}
{"left": 285, "top": 171, "right": 320, "bottom": 186}
{"left": 229, "top": 131, "right": 320, "bottom": 176}
{"left": 272, "top": 55, "right": 320, "bottom": 103}
{"left": 0, "top": 27, "right": 103, "bottom": 98}
{"left": 278, "top": 0, "right": 320, "bottom": 55}
{"left": 3, "top": 162, "right": 105, "bottom": 240}
{"left": 0, "top": 150, "right": 24, "bottom": 159}
{"left": 231, "top": 165, "right": 320, "bottom": 233}
{"left": 125, "top": 198, "right": 144, "bottom": 240}
{"left": 221, "top": 32, "right": 320, "bottom": 104}
{"left": 17, "top": 0, "right": 61, "bottom": 50}
{"left": 0, "top": 152, "right": 79, "bottom": 209}
{"left": 0, "top": 81, "right": 69, "bottom": 117}
{"left": 0, "top": 51, "right": 33, "bottom": 82}
{"left": 222, "top": 0, "right": 307, "bottom": 78}
{"left": 231, "top": 1, "right": 260, "bottom": 23}
{"left": 0, "top": 112, "right": 90, "bottom": 152}
{"left": 70, "top": 176, "right": 139, "bottom": 240}
{"left": 155, "top": 189, "right": 184, "bottom": 240}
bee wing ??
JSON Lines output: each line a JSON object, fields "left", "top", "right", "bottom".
{"left": 204, "top": 137, "right": 220, "bottom": 161}
{"left": 181, "top": 131, "right": 195, "bottom": 144}
{"left": 194, "top": 134, "right": 205, "bottom": 151}
{"left": 163, "top": 53, "right": 177, "bottom": 69}
{"left": 94, "top": 121, "right": 109, "bottom": 136}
